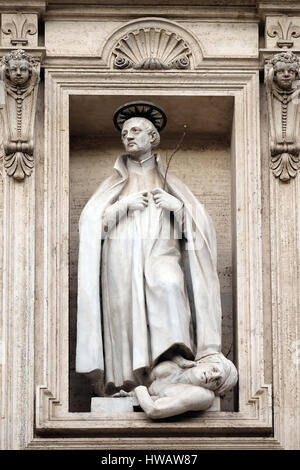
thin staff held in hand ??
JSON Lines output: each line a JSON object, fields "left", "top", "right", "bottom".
{"left": 163, "top": 124, "right": 187, "bottom": 190}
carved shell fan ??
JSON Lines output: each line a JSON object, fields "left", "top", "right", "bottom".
{"left": 113, "top": 28, "right": 192, "bottom": 70}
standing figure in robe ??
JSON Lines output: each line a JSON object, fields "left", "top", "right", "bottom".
{"left": 76, "top": 102, "right": 237, "bottom": 409}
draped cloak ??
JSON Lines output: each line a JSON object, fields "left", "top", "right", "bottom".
{"left": 76, "top": 154, "right": 222, "bottom": 393}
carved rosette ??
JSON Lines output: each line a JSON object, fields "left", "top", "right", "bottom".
{"left": 265, "top": 51, "right": 300, "bottom": 182}
{"left": 112, "top": 28, "right": 192, "bottom": 70}
{"left": 0, "top": 49, "right": 40, "bottom": 181}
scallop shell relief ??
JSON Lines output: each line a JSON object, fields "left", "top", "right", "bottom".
{"left": 113, "top": 28, "right": 192, "bottom": 70}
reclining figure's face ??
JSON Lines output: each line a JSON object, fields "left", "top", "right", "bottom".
{"left": 192, "top": 363, "right": 224, "bottom": 391}
{"left": 121, "top": 117, "right": 155, "bottom": 158}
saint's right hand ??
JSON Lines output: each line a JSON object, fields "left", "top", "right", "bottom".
{"left": 120, "top": 191, "right": 148, "bottom": 211}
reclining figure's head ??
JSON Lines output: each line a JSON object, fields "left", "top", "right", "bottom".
{"left": 195, "top": 353, "right": 238, "bottom": 396}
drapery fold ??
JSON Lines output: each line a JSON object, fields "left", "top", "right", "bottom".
{"left": 76, "top": 155, "right": 222, "bottom": 386}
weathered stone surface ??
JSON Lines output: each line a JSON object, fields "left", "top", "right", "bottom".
{"left": 91, "top": 397, "right": 138, "bottom": 415}
{"left": 1, "top": 0, "right": 300, "bottom": 451}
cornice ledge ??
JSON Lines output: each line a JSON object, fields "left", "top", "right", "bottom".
{"left": 0, "top": 1, "right": 47, "bottom": 15}
{"left": 258, "top": 1, "right": 300, "bottom": 20}
{"left": 0, "top": 46, "right": 46, "bottom": 60}
{"left": 44, "top": 8, "right": 258, "bottom": 22}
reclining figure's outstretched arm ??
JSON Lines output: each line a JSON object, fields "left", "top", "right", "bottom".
{"left": 135, "top": 385, "right": 215, "bottom": 419}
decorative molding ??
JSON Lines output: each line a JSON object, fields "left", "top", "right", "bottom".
{"left": 267, "top": 16, "right": 300, "bottom": 49}
{"left": 265, "top": 50, "right": 300, "bottom": 181}
{"left": 0, "top": 49, "right": 40, "bottom": 180}
{"left": 43, "top": 4, "right": 259, "bottom": 21}
{"left": 259, "top": 1, "right": 300, "bottom": 18}
{"left": 101, "top": 18, "right": 203, "bottom": 69}
{"left": 30, "top": 70, "right": 272, "bottom": 439}
{"left": 112, "top": 28, "right": 192, "bottom": 70}
{"left": 265, "top": 15, "right": 300, "bottom": 49}
{"left": 26, "top": 436, "right": 283, "bottom": 450}
{"left": 36, "top": 384, "right": 272, "bottom": 435}
{"left": 0, "top": 1, "right": 46, "bottom": 14}
{"left": 1, "top": 13, "right": 38, "bottom": 47}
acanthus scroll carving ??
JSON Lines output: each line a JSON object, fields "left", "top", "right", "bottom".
{"left": 0, "top": 50, "right": 40, "bottom": 181}
{"left": 112, "top": 28, "right": 192, "bottom": 70}
{"left": 266, "top": 51, "right": 300, "bottom": 182}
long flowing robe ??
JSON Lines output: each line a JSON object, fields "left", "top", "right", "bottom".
{"left": 76, "top": 154, "right": 222, "bottom": 394}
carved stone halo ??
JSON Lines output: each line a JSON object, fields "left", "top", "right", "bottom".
{"left": 113, "top": 101, "right": 167, "bottom": 132}
{"left": 112, "top": 27, "right": 192, "bottom": 70}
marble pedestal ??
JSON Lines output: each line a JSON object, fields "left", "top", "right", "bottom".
{"left": 91, "top": 396, "right": 220, "bottom": 416}
{"left": 91, "top": 397, "right": 140, "bottom": 416}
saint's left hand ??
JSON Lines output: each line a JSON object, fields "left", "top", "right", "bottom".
{"left": 152, "top": 188, "right": 183, "bottom": 212}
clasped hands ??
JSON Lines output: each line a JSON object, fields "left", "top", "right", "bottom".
{"left": 120, "top": 188, "right": 183, "bottom": 212}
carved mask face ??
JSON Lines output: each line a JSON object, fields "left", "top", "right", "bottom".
{"left": 121, "top": 117, "right": 156, "bottom": 157}
{"left": 193, "top": 363, "right": 225, "bottom": 391}
{"left": 274, "top": 62, "right": 298, "bottom": 90}
{"left": 7, "top": 59, "right": 30, "bottom": 85}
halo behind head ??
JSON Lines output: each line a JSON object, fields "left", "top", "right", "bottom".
{"left": 113, "top": 101, "right": 167, "bottom": 132}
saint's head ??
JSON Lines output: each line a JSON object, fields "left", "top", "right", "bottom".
{"left": 121, "top": 117, "right": 160, "bottom": 157}
{"left": 113, "top": 101, "right": 166, "bottom": 159}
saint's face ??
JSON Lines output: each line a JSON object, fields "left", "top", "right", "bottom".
{"left": 194, "top": 363, "right": 224, "bottom": 391}
{"left": 274, "top": 62, "right": 297, "bottom": 91}
{"left": 7, "top": 59, "right": 30, "bottom": 85}
{"left": 121, "top": 117, "right": 154, "bottom": 157}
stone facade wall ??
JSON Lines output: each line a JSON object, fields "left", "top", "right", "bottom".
{"left": 0, "top": 0, "right": 299, "bottom": 450}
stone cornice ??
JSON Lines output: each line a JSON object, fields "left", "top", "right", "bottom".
{"left": 258, "top": 1, "right": 300, "bottom": 19}
{"left": 44, "top": 4, "right": 259, "bottom": 21}
{"left": 2, "top": 0, "right": 300, "bottom": 19}
{"left": 47, "top": 0, "right": 256, "bottom": 5}
{"left": 0, "top": 1, "right": 47, "bottom": 15}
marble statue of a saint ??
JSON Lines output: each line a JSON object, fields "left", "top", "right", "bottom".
{"left": 76, "top": 102, "right": 237, "bottom": 414}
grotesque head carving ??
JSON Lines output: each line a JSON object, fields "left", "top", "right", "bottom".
{"left": 1, "top": 49, "right": 36, "bottom": 86}
{"left": 271, "top": 51, "right": 300, "bottom": 91}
